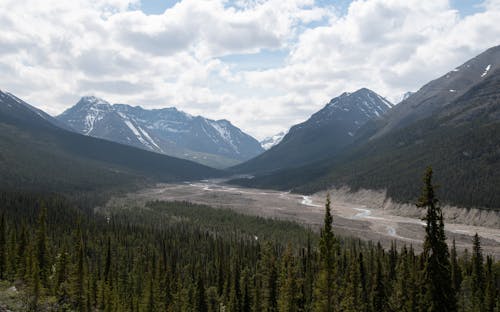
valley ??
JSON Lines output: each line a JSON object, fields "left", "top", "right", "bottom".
{"left": 108, "top": 179, "right": 500, "bottom": 257}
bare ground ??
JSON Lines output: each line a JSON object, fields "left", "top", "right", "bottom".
{"left": 106, "top": 180, "right": 500, "bottom": 257}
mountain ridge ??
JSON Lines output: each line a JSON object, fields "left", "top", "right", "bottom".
{"left": 57, "top": 96, "right": 264, "bottom": 168}
{"left": 231, "top": 88, "right": 393, "bottom": 174}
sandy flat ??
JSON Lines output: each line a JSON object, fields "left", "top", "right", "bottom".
{"left": 110, "top": 179, "right": 500, "bottom": 257}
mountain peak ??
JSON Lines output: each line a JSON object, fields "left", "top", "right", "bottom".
{"left": 57, "top": 96, "right": 263, "bottom": 167}
{"left": 324, "top": 88, "right": 392, "bottom": 118}
{"left": 81, "top": 95, "right": 107, "bottom": 103}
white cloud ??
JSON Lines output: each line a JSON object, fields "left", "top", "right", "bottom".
{"left": 0, "top": 0, "right": 499, "bottom": 140}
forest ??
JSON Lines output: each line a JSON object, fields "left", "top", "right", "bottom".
{"left": 0, "top": 168, "right": 498, "bottom": 311}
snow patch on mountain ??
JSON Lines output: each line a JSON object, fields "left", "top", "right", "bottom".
{"left": 481, "top": 64, "right": 492, "bottom": 77}
{"left": 209, "top": 120, "right": 239, "bottom": 153}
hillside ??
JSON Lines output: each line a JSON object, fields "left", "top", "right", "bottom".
{"left": 0, "top": 91, "right": 222, "bottom": 193}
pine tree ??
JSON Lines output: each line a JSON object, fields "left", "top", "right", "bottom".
{"left": 196, "top": 272, "right": 208, "bottom": 312}
{"left": 341, "top": 252, "right": 362, "bottom": 312}
{"left": 16, "top": 223, "right": 28, "bottom": 280}
{"left": 418, "top": 167, "right": 456, "bottom": 312}
{"left": 240, "top": 268, "right": 252, "bottom": 312}
{"left": 0, "top": 212, "right": 6, "bottom": 280}
{"left": 278, "top": 245, "right": 299, "bottom": 312}
{"left": 313, "top": 194, "right": 337, "bottom": 312}
{"left": 35, "top": 206, "right": 49, "bottom": 289}
{"left": 471, "top": 233, "right": 485, "bottom": 311}
{"left": 371, "top": 257, "right": 387, "bottom": 312}
{"left": 450, "top": 239, "right": 462, "bottom": 298}
{"left": 484, "top": 256, "right": 496, "bottom": 312}
{"left": 71, "top": 229, "right": 87, "bottom": 312}
{"left": 261, "top": 242, "right": 278, "bottom": 312}
{"left": 104, "top": 236, "right": 111, "bottom": 283}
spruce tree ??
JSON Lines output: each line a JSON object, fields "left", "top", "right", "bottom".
{"left": 0, "top": 212, "right": 6, "bottom": 280}
{"left": 471, "top": 233, "right": 485, "bottom": 311}
{"left": 313, "top": 194, "right": 337, "bottom": 312}
{"left": 261, "top": 242, "right": 278, "bottom": 312}
{"left": 278, "top": 245, "right": 299, "bottom": 312}
{"left": 35, "top": 206, "right": 49, "bottom": 289}
{"left": 371, "top": 257, "right": 387, "bottom": 312}
{"left": 418, "top": 167, "right": 456, "bottom": 312}
{"left": 450, "top": 239, "right": 462, "bottom": 298}
{"left": 71, "top": 229, "right": 87, "bottom": 312}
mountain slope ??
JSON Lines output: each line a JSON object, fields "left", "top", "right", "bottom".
{"left": 0, "top": 91, "right": 222, "bottom": 193}
{"left": 370, "top": 45, "right": 500, "bottom": 139}
{"left": 231, "top": 48, "right": 500, "bottom": 210}
{"left": 57, "top": 97, "right": 263, "bottom": 168}
{"left": 232, "top": 88, "right": 392, "bottom": 174}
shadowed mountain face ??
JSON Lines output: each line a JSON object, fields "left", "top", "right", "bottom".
{"left": 232, "top": 88, "right": 392, "bottom": 174}
{"left": 368, "top": 45, "right": 500, "bottom": 139}
{"left": 0, "top": 91, "right": 222, "bottom": 193}
{"left": 230, "top": 46, "right": 500, "bottom": 210}
{"left": 57, "top": 96, "right": 264, "bottom": 168}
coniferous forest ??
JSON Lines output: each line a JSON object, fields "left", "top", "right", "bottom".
{"left": 0, "top": 169, "right": 498, "bottom": 311}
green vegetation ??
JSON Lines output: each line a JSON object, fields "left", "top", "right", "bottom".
{"left": 0, "top": 168, "right": 498, "bottom": 311}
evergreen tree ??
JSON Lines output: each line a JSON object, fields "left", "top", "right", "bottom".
{"left": 0, "top": 212, "right": 6, "bottom": 279}
{"left": 278, "top": 245, "right": 299, "bottom": 312}
{"left": 313, "top": 194, "right": 337, "bottom": 312}
{"left": 16, "top": 223, "right": 28, "bottom": 280}
{"left": 371, "top": 257, "right": 387, "bottom": 312}
{"left": 71, "top": 229, "right": 87, "bottom": 312}
{"left": 240, "top": 268, "right": 252, "bottom": 312}
{"left": 35, "top": 206, "right": 49, "bottom": 289}
{"left": 450, "top": 239, "right": 462, "bottom": 298}
{"left": 341, "top": 252, "right": 362, "bottom": 312}
{"left": 261, "top": 242, "right": 278, "bottom": 312}
{"left": 418, "top": 167, "right": 456, "bottom": 312}
{"left": 196, "top": 272, "right": 208, "bottom": 312}
{"left": 471, "top": 233, "right": 485, "bottom": 311}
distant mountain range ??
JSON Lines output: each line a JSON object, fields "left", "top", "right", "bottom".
{"left": 57, "top": 97, "right": 264, "bottom": 168}
{"left": 260, "top": 131, "right": 288, "bottom": 150}
{"left": 0, "top": 91, "right": 222, "bottom": 193}
{"left": 232, "top": 88, "right": 393, "bottom": 174}
{"left": 231, "top": 45, "right": 500, "bottom": 210}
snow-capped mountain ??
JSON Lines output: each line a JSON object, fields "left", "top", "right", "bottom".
{"left": 372, "top": 45, "right": 500, "bottom": 139}
{"left": 260, "top": 130, "right": 288, "bottom": 150}
{"left": 397, "top": 91, "right": 414, "bottom": 104}
{"left": 232, "top": 88, "right": 393, "bottom": 173}
{"left": 57, "top": 96, "right": 264, "bottom": 168}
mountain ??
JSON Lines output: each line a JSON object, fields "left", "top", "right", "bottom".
{"left": 260, "top": 130, "right": 288, "bottom": 150}
{"left": 397, "top": 91, "right": 414, "bottom": 104}
{"left": 56, "top": 97, "right": 264, "bottom": 168}
{"left": 0, "top": 90, "right": 222, "bottom": 193}
{"left": 232, "top": 88, "right": 393, "bottom": 174}
{"left": 369, "top": 45, "right": 500, "bottom": 139}
{"left": 231, "top": 46, "right": 500, "bottom": 210}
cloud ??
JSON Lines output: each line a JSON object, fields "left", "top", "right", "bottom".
{"left": 0, "top": 0, "right": 499, "bottom": 139}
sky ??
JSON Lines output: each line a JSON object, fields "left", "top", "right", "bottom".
{"left": 0, "top": 0, "right": 499, "bottom": 139}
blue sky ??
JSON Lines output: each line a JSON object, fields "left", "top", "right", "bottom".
{"left": 1, "top": 0, "right": 499, "bottom": 139}
{"left": 140, "top": 0, "right": 485, "bottom": 16}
